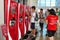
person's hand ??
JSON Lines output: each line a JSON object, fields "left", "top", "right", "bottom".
{"left": 59, "top": 21, "right": 60, "bottom": 26}
{"left": 39, "top": 19, "right": 40, "bottom": 22}
{"left": 59, "top": 20, "right": 60, "bottom": 26}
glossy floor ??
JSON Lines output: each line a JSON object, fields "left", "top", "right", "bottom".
{"left": 36, "top": 25, "right": 60, "bottom": 40}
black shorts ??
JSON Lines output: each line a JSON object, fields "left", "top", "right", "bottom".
{"left": 31, "top": 23, "right": 35, "bottom": 29}
{"left": 47, "top": 30, "right": 56, "bottom": 37}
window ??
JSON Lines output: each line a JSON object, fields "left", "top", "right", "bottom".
{"left": 46, "top": 0, "right": 50, "bottom": 6}
{"left": 51, "top": 0, "right": 56, "bottom": 6}
{"left": 37, "top": 0, "right": 56, "bottom": 7}
{"left": 56, "top": 0, "right": 60, "bottom": 7}
{"left": 41, "top": 0, "right": 45, "bottom": 6}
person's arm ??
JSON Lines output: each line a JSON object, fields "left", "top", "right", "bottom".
{"left": 38, "top": 12, "right": 40, "bottom": 22}
{"left": 45, "top": 20, "right": 48, "bottom": 25}
{"left": 45, "top": 16, "right": 49, "bottom": 24}
{"left": 29, "top": 13, "right": 31, "bottom": 19}
{"left": 57, "top": 20, "right": 60, "bottom": 26}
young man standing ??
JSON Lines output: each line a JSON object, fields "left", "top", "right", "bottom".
{"left": 39, "top": 8, "right": 45, "bottom": 33}
{"left": 30, "top": 6, "right": 36, "bottom": 37}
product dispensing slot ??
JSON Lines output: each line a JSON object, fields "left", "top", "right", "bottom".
{"left": 9, "top": 18, "right": 16, "bottom": 26}
{"left": 19, "top": 16, "right": 23, "bottom": 22}
{"left": 11, "top": 7, "right": 16, "bottom": 14}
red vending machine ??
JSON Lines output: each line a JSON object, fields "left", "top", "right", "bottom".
{"left": 9, "top": 1, "right": 18, "bottom": 40}
{"left": 4, "top": 0, "right": 18, "bottom": 40}
{"left": 18, "top": 3, "right": 25, "bottom": 37}
{"left": 25, "top": 6, "right": 30, "bottom": 32}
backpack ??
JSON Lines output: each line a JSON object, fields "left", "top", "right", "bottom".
{"left": 35, "top": 12, "right": 38, "bottom": 21}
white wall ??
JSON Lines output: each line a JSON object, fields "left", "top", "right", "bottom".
{"left": 0, "top": 0, "right": 5, "bottom": 40}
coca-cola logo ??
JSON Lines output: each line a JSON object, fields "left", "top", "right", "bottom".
{"left": 1, "top": 24, "right": 8, "bottom": 37}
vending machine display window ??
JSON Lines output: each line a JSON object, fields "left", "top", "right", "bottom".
{"left": 11, "top": 7, "right": 16, "bottom": 14}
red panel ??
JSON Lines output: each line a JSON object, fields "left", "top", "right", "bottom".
{"left": 4, "top": 0, "right": 9, "bottom": 40}
{"left": 18, "top": 3, "right": 25, "bottom": 37}
{"left": 25, "top": 6, "right": 31, "bottom": 32}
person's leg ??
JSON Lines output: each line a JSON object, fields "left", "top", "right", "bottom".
{"left": 33, "top": 29, "right": 36, "bottom": 37}
{"left": 40, "top": 23, "right": 44, "bottom": 32}
{"left": 47, "top": 30, "right": 56, "bottom": 40}
{"left": 43, "top": 23, "right": 47, "bottom": 40}
{"left": 49, "top": 36, "right": 54, "bottom": 40}
{"left": 41, "top": 23, "right": 44, "bottom": 32}
{"left": 40, "top": 23, "right": 42, "bottom": 31}
{"left": 31, "top": 23, "right": 36, "bottom": 37}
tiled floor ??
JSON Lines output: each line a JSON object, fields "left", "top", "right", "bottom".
{"left": 35, "top": 25, "right": 60, "bottom": 40}
{"left": 36, "top": 34, "right": 60, "bottom": 40}
{"left": 35, "top": 16, "right": 60, "bottom": 40}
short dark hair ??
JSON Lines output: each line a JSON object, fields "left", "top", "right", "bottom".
{"left": 40, "top": 8, "right": 43, "bottom": 11}
{"left": 56, "top": 8, "right": 58, "bottom": 10}
{"left": 48, "top": 9, "right": 50, "bottom": 12}
{"left": 50, "top": 9, "right": 56, "bottom": 15}
{"left": 31, "top": 6, "right": 36, "bottom": 10}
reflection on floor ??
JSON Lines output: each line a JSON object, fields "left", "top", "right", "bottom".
{"left": 36, "top": 24, "right": 60, "bottom": 40}
{"left": 36, "top": 34, "right": 60, "bottom": 40}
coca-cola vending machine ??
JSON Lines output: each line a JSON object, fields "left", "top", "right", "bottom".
{"left": 18, "top": 3, "right": 25, "bottom": 38}
{"left": 4, "top": 0, "right": 18, "bottom": 40}
{"left": 9, "top": 1, "right": 18, "bottom": 40}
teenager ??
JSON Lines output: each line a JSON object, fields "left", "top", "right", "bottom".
{"left": 30, "top": 6, "right": 36, "bottom": 37}
{"left": 46, "top": 9, "right": 60, "bottom": 40}
{"left": 39, "top": 8, "right": 45, "bottom": 33}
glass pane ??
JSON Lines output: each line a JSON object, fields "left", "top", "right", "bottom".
{"left": 46, "top": 0, "right": 50, "bottom": 2}
{"left": 41, "top": 0, "right": 45, "bottom": 3}
{"left": 40, "top": 0, "right": 45, "bottom": 6}
{"left": 37, "top": 0, "right": 40, "bottom": 7}
{"left": 46, "top": 0, "right": 50, "bottom": 6}
{"left": 51, "top": 0, "right": 56, "bottom": 6}
{"left": 56, "top": 0, "right": 60, "bottom": 7}
{"left": 41, "top": 3, "right": 45, "bottom": 6}
{"left": 37, "top": 0, "right": 56, "bottom": 7}
{"left": 46, "top": 3, "right": 50, "bottom": 6}
{"left": 51, "top": 0, "right": 56, "bottom": 3}
{"left": 51, "top": 3, "right": 55, "bottom": 6}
